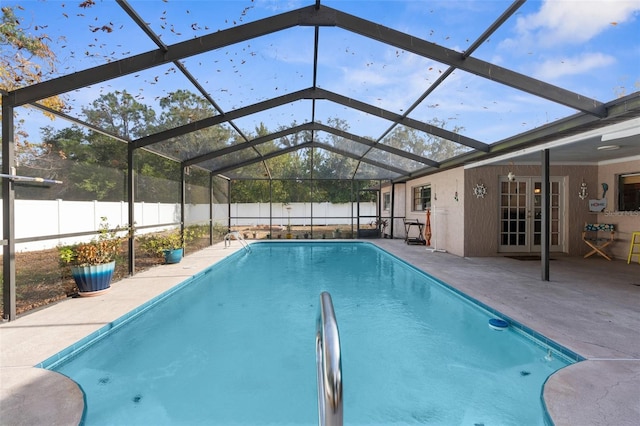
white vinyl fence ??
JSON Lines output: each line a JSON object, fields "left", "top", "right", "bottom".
{"left": 1, "top": 200, "right": 375, "bottom": 251}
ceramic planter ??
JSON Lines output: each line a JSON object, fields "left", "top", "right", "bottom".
{"left": 71, "top": 261, "right": 116, "bottom": 297}
{"left": 163, "top": 248, "right": 184, "bottom": 264}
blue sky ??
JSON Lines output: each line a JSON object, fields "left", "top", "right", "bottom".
{"left": 10, "top": 0, "right": 640, "bottom": 147}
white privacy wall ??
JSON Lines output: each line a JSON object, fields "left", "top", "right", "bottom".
{"left": 2, "top": 200, "right": 374, "bottom": 251}
{"left": 228, "top": 202, "right": 375, "bottom": 226}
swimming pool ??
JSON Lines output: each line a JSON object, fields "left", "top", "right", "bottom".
{"left": 44, "top": 242, "right": 577, "bottom": 425}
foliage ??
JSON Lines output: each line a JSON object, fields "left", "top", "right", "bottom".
{"left": 58, "top": 217, "right": 128, "bottom": 267}
{"left": 13, "top": 84, "right": 461, "bottom": 204}
{"left": 0, "top": 5, "right": 64, "bottom": 137}
{"left": 384, "top": 119, "right": 467, "bottom": 162}
{"left": 137, "top": 226, "right": 204, "bottom": 257}
{"left": 82, "top": 90, "right": 156, "bottom": 140}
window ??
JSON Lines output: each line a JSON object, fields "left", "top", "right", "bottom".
{"left": 383, "top": 192, "right": 391, "bottom": 211}
{"left": 412, "top": 184, "right": 431, "bottom": 211}
{"left": 618, "top": 173, "right": 640, "bottom": 211}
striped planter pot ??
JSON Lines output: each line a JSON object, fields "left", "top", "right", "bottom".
{"left": 71, "top": 261, "right": 116, "bottom": 296}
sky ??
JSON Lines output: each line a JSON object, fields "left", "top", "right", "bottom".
{"left": 7, "top": 0, "right": 640, "bottom": 153}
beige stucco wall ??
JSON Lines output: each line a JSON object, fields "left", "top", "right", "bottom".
{"left": 404, "top": 167, "right": 465, "bottom": 256}
{"left": 396, "top": 157, "right": 638, "bottom": 259}
{"left": 595, "top": 158, "right": 640, "bottom": 260}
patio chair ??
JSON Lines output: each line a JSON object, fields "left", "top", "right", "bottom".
{"left": 582, "top": 223, "right": 615, "bottom": 260}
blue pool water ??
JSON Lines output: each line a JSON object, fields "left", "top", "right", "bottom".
{"left": 46, "top": 242, "right": 576, "bottom": 425}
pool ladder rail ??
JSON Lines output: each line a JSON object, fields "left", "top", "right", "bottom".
{"left": 316, "top": 292, "right": 343, "bottom": 426}
{"left": 223, "top": 231, "right": 251, "bottom": 252}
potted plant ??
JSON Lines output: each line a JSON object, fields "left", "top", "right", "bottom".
{"left": 332, "top": 228, "right": 341, "bottom": 238}
{"left": 378, "top": 219, "right": 389, "bottom": 238}
{"left": 138, "top": 227, "right": 195, "bottom": 264}
{"left": 59, "top": 217, "right": 127, "bottom": 297}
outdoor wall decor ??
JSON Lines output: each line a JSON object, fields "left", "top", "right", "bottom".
{"left": 589, "top": 198, "right": 607, "bottom": 212}
{"left": 588, "top": 182, "right": 609, "bottom": 211}
{"left": 578, "top": 180, "right": 588, "bottom": 200}
{"left": 473, "top": 183, "right": 487, "bottom": 198}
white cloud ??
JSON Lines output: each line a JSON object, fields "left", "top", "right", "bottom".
{"left": 533, "top": 52, "right": 616, "bottom": 80}
{"left": 514, "top": 0, "right": 639, "bottom": 46}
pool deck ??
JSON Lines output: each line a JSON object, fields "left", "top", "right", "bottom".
{"left": 1, "top": 239, "right": 639, "bottom": 425}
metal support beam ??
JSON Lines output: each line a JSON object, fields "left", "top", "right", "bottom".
{"left": 312, "top": 123, "right": 439, "bottom": 167}
{"left": 228, "top": 179, "right": 232, "bottom": 232}
{"left": 185, "top": 121, "right": 437, "bottom": 170}
{"left": 7, "top": 7, "right": 309, "bottom": 106}
{"left": 312, "top": 142, "right": 409, "bottom": 175}
{"left": 209, "top": 174, "right": 214, "bottom": 246}
{"left": 390, "top": 182, "right": 396, "bottom": 238}
{"left": 374, "top": 0, "right": 526, "bottom": 144}
{"left": 9, "top": 3, "right": 604, "bottom": 120}
{"left": 541, "top": 149, "right": 550, "bottom": 281}
{"left": 2, "top": 95, "right": 16, "bottom": 321}
{"left": 132, "top": 89, "right": 312, "bottom": 150}
{"left": 319, "top": 89, "right": 488, "bottom": 152}
{"left": 181, "top": 167, "right": 187, "bottom": 248}
{"left": 136, "top": 86, "right": 483, "bottom": 157}
{"left": 127, "top": 145, "right": 136, "bottom": 276}
{"left": 184, "top": 123, "right": 314, "bottom": 167}
{"left": 210, "top": 139, "right": 408, "bottom": 182}
{"left": 269, "top": 179, "right": 272, "bottom": 235}
{"left": 329, "top": 8, "right": 606, "bottom": 117}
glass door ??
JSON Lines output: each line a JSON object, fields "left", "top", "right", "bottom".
{"left": 499, "top": 177, "right": 563, "bottom": 253}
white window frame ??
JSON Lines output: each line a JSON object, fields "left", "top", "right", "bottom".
{"left": 412, "top": 184, "right": 431, "bottom": 211}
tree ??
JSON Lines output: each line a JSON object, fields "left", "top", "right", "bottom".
{"left": 66, "top": 90, "right": 156, "bottom": 200}
{"left": 384, "top": 119, "right": 467, "bottom": 163}
{"left": 82, "top": 90, "right": 156, "bottom": 140}
{"left": 0, "top": 5, "right": 64, "bottom": 139}
{"left": 16, "top": 125, "right": 85, "bottom": 199}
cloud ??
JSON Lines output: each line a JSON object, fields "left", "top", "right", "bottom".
{"left": 533, "top": 52, "right": 617, "bottom": 80}
{"left": 512, "top": 0, "right": 640, "bottom": 47}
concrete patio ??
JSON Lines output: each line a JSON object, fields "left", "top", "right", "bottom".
{"left": 1, "top": 239, "right": 639, "bottom": 425}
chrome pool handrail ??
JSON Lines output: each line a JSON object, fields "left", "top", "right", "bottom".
{"left": 223, "top": 231, "right": 251, "bottom": 252}
{"left": 316, "top": 292, "right": 343, "bottom": 426}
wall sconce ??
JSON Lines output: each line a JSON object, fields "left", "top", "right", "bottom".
{"left": 454, "top": 180, "right": 459, "bottom": 202}
{"left": 507, "top": 171, "right": 516, "bottom": 182}
{"left": 578, "top": 180, "right": 588, "bottom": 200}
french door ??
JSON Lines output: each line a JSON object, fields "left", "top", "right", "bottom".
{"left": 498, "top": 176, "right": 564, "bottom": 253}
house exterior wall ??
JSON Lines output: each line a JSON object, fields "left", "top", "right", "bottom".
{"left": 387, "top": 156, "right": 638, "bottom": 259}
{"left": 381, "top": 183, "right": 406, "bottom": 239}
{"left": 404, "top": 167, "right": 465, "bottom": 256}
{"left": 595, "top": 157, "right": 640, "bottom": 260}
{"left": 463, "top": 163, "right": 604, "bottom": 257}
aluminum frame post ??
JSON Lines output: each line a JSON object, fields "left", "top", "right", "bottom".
{"left": 2, "top": 95, "right": 16, "bottom": 320}
{"left": 541, "top": 149, "right": 550, "bottom": 281}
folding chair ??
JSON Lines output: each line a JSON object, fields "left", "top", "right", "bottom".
{"left": 582, "top": 223, "right": 615, "bottom": 260}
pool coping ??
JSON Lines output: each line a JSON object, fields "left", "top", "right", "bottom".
{"left": 1, "top": 239, "right": 639, "bottom": 425}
